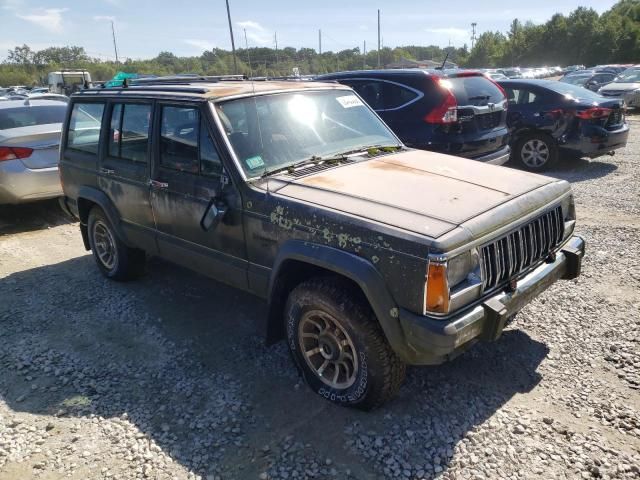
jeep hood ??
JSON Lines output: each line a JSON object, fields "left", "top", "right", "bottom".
{"left": 270, "top": 149, "right": 569, "bottom": 243}
{"left": 600, "top": 82, "right": 640, "bottom": 92}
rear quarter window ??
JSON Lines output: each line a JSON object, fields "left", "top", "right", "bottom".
{"left": 67, "top": 102, "right": 105, "bottom": 155}
{"left": 448, "top": 76, "right": 505, "bottom": 106}
{"left": 0, "top": 105, "right": 66, "bottom": 130}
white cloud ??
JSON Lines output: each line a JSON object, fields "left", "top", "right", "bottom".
{"left": 183, "top": 39, "right": 215, "bottom": 52}
{"left": 17, "top": 8, "right": 67, "bottom": 33}
{"left": 93, "top": 15, "right": 116, "bottom": 22}
{"left": 424, "top": 27, "right": 469, "bottom": 39}
{"left": 236, "top": 20, "right": 271, "bottom": 46}
{"left": 1, "top": 0, "right": 24, "bottom": 11}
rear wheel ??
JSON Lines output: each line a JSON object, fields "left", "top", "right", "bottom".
{"left": 515, "top": 133, "right": 558, "bottom": 171}
{"left": 285, "top": 277, "right": 406, "bottom": 410}
{"left": 87, "top": 207, "right": 145, "bottom": 281}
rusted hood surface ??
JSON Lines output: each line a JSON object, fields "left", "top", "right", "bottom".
{"left": 275, "top": 149, "right": 563, "bottom": 239}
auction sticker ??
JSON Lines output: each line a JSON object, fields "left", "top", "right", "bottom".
{"left": 245, "top": 155, "right": 265, "bottom": 169}
{"left": 336, "top": 94, "right": 365, "bottom": 108}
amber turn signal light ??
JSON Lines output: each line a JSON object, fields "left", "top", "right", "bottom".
{"left": 425, "top": 262, "right": 450, "bottom": 314}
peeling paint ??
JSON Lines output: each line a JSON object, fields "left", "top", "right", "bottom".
{"left": 390, "top": 308, "right": 399, "bottom": 318}
{"left": 372, "top": 255, "right": 380, "bottom": 264}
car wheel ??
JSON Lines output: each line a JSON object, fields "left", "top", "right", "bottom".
{"left": 285, "top": 277, "right": 406, "bottom": 410}
{"left": 515, "top": 133, "right": 558, "bottom": 171}
{"left": 87, "top": 207, "right": 145, "bottom": 281}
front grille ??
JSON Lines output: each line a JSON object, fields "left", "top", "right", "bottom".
{"left": 476, "top": 111, "right": 502, "bottom": 130}
{"left": 479, "top": 206, "right": 564, "bottom": 292}
{"left": 606, "top": 109, "right": 624, "bottom": 128}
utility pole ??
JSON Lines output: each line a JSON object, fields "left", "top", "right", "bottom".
{"left": 471, "top": 22, "right": 477, "bottom": 50}
{"left": 225, "top": 0, "right": 238, "bottom": 74}
{"left": 363, "top": 40, "right": 366, "bottom": 69}
{"left": 377, "top": 9, "right": 381, "bottom": 68}
{"left": 274, "top": 32, "right": 279, "bottom": 70}
{"left": 318, "top": 29, "right": 322, "bottom": 55}
{"left": 110, "top": 20, "right": 119, "bottom": 64}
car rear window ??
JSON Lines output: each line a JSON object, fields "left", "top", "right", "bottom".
{"left": 446, "top": 75, "right": 505, "bottom": 106}
{"left": 544, "top": 82, "right": 604, "bottom": 102}
{"left": 0, "top": 105, "right": 66, "bottom": 130}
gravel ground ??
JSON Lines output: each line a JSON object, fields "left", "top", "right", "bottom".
{"left": 1, "top": 118, "right": 639, "bottom": 480}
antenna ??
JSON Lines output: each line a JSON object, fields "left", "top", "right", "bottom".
{"left": 225, "top": 0, "right": 238, "bottom": 74}
{"left": 319, "top": 29, "right": 322, "bottom": 55}
{"left": 274, "top": 32, "right": 279, "bottom": 70}
{"left": 111, "top": 20, "right": 119, "bottom": 64}
{"left": 439, "top": 51, "right": 450, "bottom": 70}
{"left": 244, "top": 29, "right": 253, "bottom": 78}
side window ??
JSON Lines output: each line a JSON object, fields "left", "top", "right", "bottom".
{"left": 160, "top": 106, "right": 200, "bottom": 173}
{"left": 384, "top": 83, "right": 418, "bottom": 109}
{"left": 515, "top": 89, "right": 538, "bottom": 105}
{"left": 349, "top": 80, "right": 384, "bottom": 110}
{"left": 505, "top": 88, "right": 517, "bottom": 105}
{"left": 200, "top": 118, "right": 223, "bottom": 177}
{"left": 108, "top": 103, "right": 151, "bottom": 163}
{"left": 67, "top": 102, "right": 104, "bottom": 154}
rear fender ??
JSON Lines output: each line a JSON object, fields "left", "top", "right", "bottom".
{"left": 76, "top": 186, "right": 130, "bottom": 246}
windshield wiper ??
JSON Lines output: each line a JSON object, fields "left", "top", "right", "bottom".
{"left": 259, "top": 156, "right": 322, "bottom": 179}
{"left": 323, "top": 144, "right": 403, "bottom": 160}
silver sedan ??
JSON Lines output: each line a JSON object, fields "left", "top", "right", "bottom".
{"left": 0, "top": 98, "right": 67, "bottom": 204}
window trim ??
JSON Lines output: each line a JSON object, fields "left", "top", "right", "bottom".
{"left": 65, "top": 101, "right": 106, "bottom": 155}
{"left": 339, "top": 77, "right": 424, "bottom": 111}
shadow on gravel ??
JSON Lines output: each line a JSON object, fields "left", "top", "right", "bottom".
{"left": 0, "top": 255, "right": 548, "bottom": 479}
{"left": 0, "top": 199, "right": 74, "bottom": 236}
{"left": 508, "top": 155, "right": 618, "bottom": 183}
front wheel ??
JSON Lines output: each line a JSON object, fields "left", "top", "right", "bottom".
{"left": 515, "top": 133, "right": 558, "bottom": 171}
{"left": 285, "top": 278, "right": 406, "bottom": 410}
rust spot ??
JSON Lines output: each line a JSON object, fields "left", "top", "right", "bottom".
{"left": 300, "top": 175, "right": 345, "bottom": 189}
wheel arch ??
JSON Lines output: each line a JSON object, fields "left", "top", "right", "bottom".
{"left": 77, "top": 186, "right": 129, "bottom": 249}
{"left": 265, "top": 240, "right": 408, "bottom": 358}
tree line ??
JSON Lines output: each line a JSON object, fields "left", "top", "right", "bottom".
{"left": 2, "top": 0, "right": 639, "bottom": 87}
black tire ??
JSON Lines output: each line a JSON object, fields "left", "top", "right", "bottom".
{"left": 285, "top": 277, "right": 406, "bottom": 410}
{"left": 514, "top": 132, "right": 558, "bottom": 171}
{"left": 87, "top": 207, "right": 145, "bottom": 281}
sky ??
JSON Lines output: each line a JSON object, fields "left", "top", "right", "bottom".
{"left": 1, "top": 0, "right": 620, "bottom": 61}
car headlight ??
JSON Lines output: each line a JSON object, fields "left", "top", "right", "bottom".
{"left": 424, "top": 249, "right": 481, "bottom": 315}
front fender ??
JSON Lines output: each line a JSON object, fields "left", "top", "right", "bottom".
{"left": 267, "top": 240, "right": 412, "bottom": 361}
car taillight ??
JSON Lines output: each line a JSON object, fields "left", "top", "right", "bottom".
{"left": 0, "top": 146, "right": 34, "bottom": 162}
{"left": 575, "top": 107, "right": 612, "bottom": 120}
{"left": 425, "top": 81, "right": 458, "bottom": 124}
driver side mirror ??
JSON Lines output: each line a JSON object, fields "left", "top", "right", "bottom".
{"left": 201, "top": 198, "right": 228, "bottom": 231}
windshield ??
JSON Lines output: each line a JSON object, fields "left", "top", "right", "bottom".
{"left": 560, "top": 75, "right": 591, "bottom": 86}
{"left": 215, "top": 89, "right": 399, "bottom": 178}
{"left": 614, "top": 69, "right": 640, "bottom": 83}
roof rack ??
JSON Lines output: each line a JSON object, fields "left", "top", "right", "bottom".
{"left": 131, "top": 75, "right": 247, "bottom": 86}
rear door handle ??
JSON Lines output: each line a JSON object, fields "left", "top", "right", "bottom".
{"left": 99, "top": 167, "right": 115, "bottom": 175}
{"left": 149, "top": 179, "right": 169, "bottom": 189}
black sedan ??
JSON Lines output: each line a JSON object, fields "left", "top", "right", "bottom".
{"left": 559, "top": 71, "right": 617, "bottom": 92}
{"left": 498, "top": 80, "right": 629, "bottom": 171}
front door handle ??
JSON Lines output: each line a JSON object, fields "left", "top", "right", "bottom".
{"left": 99, "top": 167, "right": 115, "bottom": 175}
{"left": 149, "top": 179, "right": 169, "bottom": 189}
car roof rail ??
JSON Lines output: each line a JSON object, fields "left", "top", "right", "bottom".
{"left": 131, "top": 75, "right": 247, "bottom": 85}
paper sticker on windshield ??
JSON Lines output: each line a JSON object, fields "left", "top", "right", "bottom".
{"left": 245, "top": 155, "right": 264, "bottom": 169}
{"left": 336, "top": 94, "right": 364, "bottom": 108}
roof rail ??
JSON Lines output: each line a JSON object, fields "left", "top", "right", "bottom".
{"left": 132, "top": 75, "right": 247, "bottom": 85}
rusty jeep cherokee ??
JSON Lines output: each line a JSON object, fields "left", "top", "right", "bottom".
{"left": 58, "top": 76, "right": 585, "bottom": 410}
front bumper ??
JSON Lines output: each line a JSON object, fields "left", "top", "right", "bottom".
{"left": 0, "top": 159, "right": 62, "bottom": 204}
{"left": 397, "top": 235, "right": 585, "bottom": 365}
